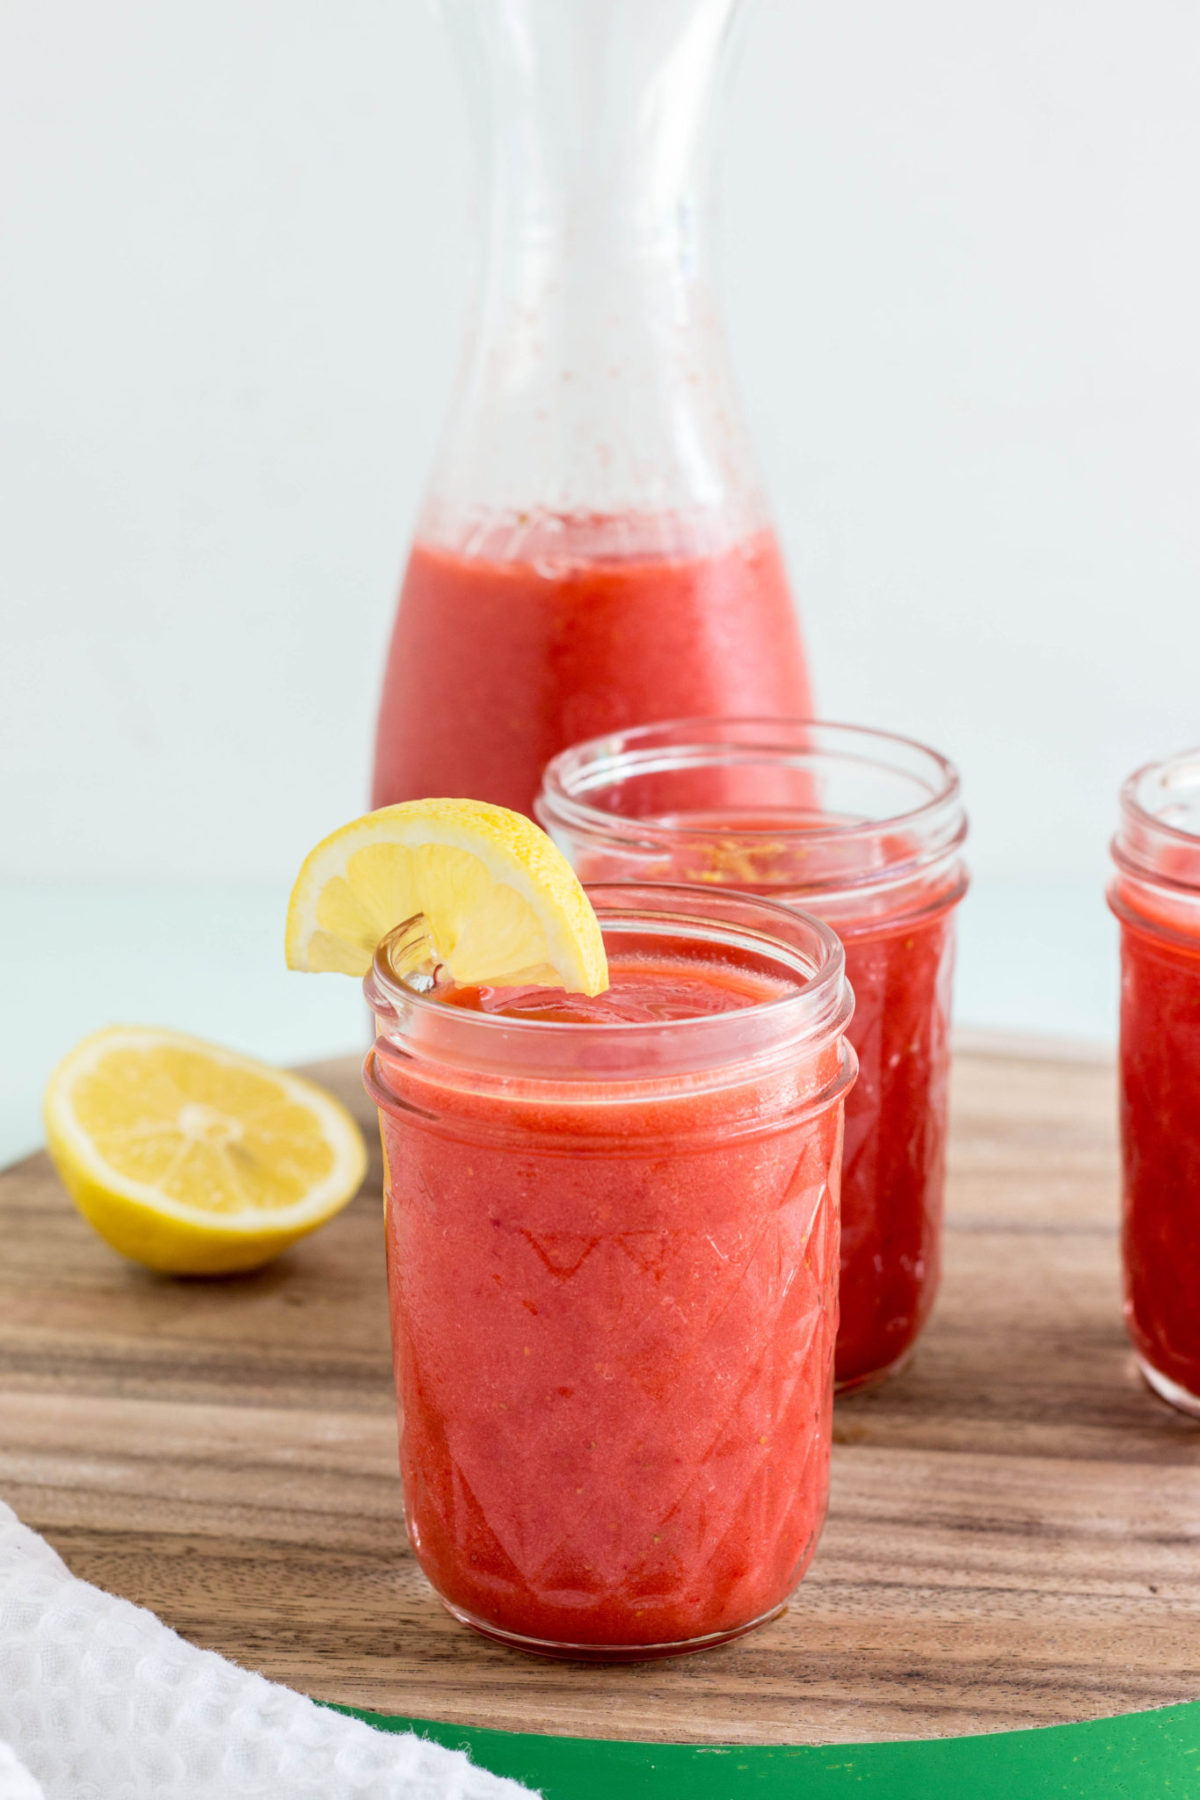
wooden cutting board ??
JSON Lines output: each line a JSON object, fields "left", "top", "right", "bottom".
{"left": 3, "top": 1039, "right": 1198, "bottom": 1747}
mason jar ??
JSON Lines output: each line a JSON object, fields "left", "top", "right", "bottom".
{"left": 1109, "top": 748, "right": 1200, "bottom": 1415}
{"left": 364, "top": 882, "right": 855, "bottom": 1659}
{"left": 539, "top": 719, "right": 968, "bottom": 1391}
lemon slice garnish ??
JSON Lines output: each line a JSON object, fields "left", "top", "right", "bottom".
{"left": 285, "top": 799, "right": 609, "bottom": 996}
{"left": 44, "top": 1026, "right": 367, "bottom": 1274}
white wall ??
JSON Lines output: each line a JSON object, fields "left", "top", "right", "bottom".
{"left": 3, "top": 0, "right": 1198, "bottom": 894}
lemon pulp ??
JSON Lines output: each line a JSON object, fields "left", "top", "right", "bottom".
{"left": 285, "top": 798, "right": 608, "bottom": 995}
{"left": 44, "top": 1026, "right": 366, "bottom": 1275}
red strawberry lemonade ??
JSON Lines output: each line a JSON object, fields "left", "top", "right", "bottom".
{"left": 1109, "top": 750, "right": 1200, "bottom": 1413}
{"left": 363, "top": 884, "right": 854, "bottom": 1657}
{"left": 539, "top": 720, "right": 969, "bottom": 1392}
{"left": 371, "top": 525, "right": 810, "bottom": 820}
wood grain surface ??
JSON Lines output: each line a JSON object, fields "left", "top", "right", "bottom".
{"left": 3, "top": 1041, "right": 1199, "bottom": 1746}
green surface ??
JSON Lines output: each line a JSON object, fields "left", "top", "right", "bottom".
{"left": 332, "top": 1702, "right": 1200, "bottom": 1797}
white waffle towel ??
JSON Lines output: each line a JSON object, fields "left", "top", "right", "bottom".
{"left": 0, "top": 1501, "right": 536, "bottom": 1800}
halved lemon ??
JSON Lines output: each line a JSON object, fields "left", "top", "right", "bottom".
{"left": 44, "top": 1027, "right": 367, "bottom": 1275}
{"left": 285, "top": 798, "right": 609, "bottom": 995}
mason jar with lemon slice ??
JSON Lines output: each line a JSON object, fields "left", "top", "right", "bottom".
{"left": 285, "top": 799, "right": 856, "bottom": 1661}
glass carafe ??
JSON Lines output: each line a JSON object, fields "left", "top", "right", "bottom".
{"left": 372, "top": 0, "right": 812, "bottom": 819}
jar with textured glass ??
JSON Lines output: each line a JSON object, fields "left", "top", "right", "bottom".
{"left": 1109, "top": 749, "right": 1200, "bottom": 1415}
{"left": 364, "top": 884, "right": 854, "bottom": 1658}
{"left": 539, "top": 719, "right": 968, "bottom": 1391}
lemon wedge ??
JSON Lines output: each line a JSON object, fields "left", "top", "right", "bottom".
{"left": 44, "top": 1026, "right": 367, "bottom": 1274}
{"left": 285, "top": 798, "right": 609, "bottom": 995}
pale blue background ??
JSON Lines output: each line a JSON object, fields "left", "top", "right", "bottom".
{"left": 4, "top": 0, "right": 1193, "bottom": 1161}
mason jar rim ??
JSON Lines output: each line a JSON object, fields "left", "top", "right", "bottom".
{"left": 538, "top": 717, "right": 965, "bottom": 870}
{"left": 1112, "top": 746, "right": 1200, "bottom": 899}
{"left": 363, "top": 880, "right": 853, "bottom": 1084}
{"left": 1118, "top": 747, "right": 1200, "bottom": 842}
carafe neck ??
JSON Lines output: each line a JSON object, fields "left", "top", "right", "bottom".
{"left": 422, "top": 0, "right": 770, "bottom": 561}
{"left": 459, "top": 0, "right": 737, "bottom": 269}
